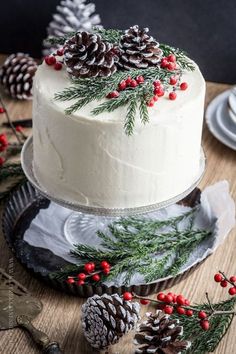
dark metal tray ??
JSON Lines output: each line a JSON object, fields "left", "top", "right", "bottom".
{"left": 2, "top": 182, "right": 205, "bottom": 297}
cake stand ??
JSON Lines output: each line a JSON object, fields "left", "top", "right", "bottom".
{"left": 21, "top": 136, "right": 206, "bottom": 246}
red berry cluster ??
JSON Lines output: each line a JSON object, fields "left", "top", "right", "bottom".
{"left": 156, "top": 292, "right": 192, "bottom": 316}
{"left": 66, "top": 260, "right": 111, "bottom": 286}
{"left": 161, "top": 54, "right": 177, "bottom": 71}
{"left": 45, "top": 49, "right": 64, "bottom": 71}
{"left": 214, "top": 272, "right": 236, "bottom": 296}
{"left": 106, "top": 75, "right": 145, "bottom": 99}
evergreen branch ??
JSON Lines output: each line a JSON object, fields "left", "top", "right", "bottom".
{"left": 160, "top": 43, "right": 195, "bottom": 71}
{"left": 0, "top": 163, "right": 24, "bottom": 182}
{"left": 52, "top": 208, "right": 212, "bottom": 284}
{"left": 94, "top": 27, "right": 123, "bottom": 43}
{"left": 139, "top": 97, "right": 149, "bottom": 125}
{"left": 124, "top": 98, "right": 138, "bottom": 136}
{"left": 44, "top": 32, "right": 76, "bottom": 46}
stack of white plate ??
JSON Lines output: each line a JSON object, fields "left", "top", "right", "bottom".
{"left": 206, "top": 88, "right": 236, "bottom": 150}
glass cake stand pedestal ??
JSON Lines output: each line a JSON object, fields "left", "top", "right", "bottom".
{"left": 21, "top": 136, "right": 206, "bottom": 246}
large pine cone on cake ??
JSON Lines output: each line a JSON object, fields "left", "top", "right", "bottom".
{"left": 134, "top": 310, "right": 191, "bottom": 354}
{"left": 0, "top": 53, "right": 37, "bottom": 100}
{"left": 118, "top": 25, "right": 163, "bottom": 70}
{"left": 82, "top": 293, "right": 140, "bottom": 349}
{"left": 64, "top": 31, "right": 119, "bottom": 78}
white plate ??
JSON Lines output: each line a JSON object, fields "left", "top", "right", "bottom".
{"left": 228, "top": 88, "right": 236, "bottom": 115}
{"left": 228, "top": 106, "right": 236, "bottom": 125}
{"left": 216, "top": 101, "right": 236, "bottom": 141}
{"left": 205, "top": 90, "right": 236, "bottom": 151}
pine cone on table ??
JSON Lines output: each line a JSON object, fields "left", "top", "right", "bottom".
{"left": 64, "top": 31, "right": 119, "bottom": 78}
{"left": 0, "top": 53, "right": 37, "bottom": 100}
{"left": 42, "top": 0, "right": 101, "bottom": 56}
{"left": 134, "top": 310, "right": 191, "bottom": 354}
{"left": 82, "top": 293, "right": 140, "bottom": 350}
{"left": 118, "top": 25, "right": 163, "bottom": 70}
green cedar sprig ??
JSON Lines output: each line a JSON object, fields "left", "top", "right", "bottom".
{"left": 51, "top": 208, "right": 212, "bottom": 284}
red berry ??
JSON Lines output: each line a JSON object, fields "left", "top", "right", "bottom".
{"left": 198, "top": 311, "right": 207, "bottom": 319}
{"left": 220, "top": 280, "right": 228, "bottom": 288}
{"left": 170, "top": 76, "right": 177, "bottom": 85}
{"left": 185, "top": 299, "right": 190, "bottom": 306}
{"left": 200, "top": 319, "right": 210, "bottom": 331}
{"left": 153, "top": 95, "right": 158, "bottom": 102}
{"left": 66, "top": 277, "right": 75, "bottom": 284}
{"left": 172, "top": 294, "right": 177, "bottom": 303}
{"left": 176, "top": 307, "right": 186, "bottom": 315}
{"left": 106, "top": 90, "right": 120, "bottom": 99}
{"left": 140, "top": 299, "right": 150, "bottom": 305}
{"left": 176, "top": 295, "right": 185, "bottom": 306}
{"left": 45, "top": 55, "right": 56, "bottom": 65}
{"left": 0, "top": 107, "right": 5, "bottom": 114}
{"left": 0, "top": 157, "right": 6, "bottom": 166}
{"left": 153, "top": 80, "right": 161, "bottom": 87}
{"left": 84, "top": 263, "right": 93, "bottom": 273}
{"left": 164, "top": 305, "right": 174, "bottom": 314}
{"left": 154, "top": 87, "right": 164, "bottom": 97}
{"left": 77, "top": 273, "right": 86, "bottom": 280}
{"left": 164, "top": 294, "right": 173, "bottom": 303}
{"left": 230, "top": 276, "right": 236, "bottom": 283}
{"left": 15, "top": 125, "right": 23, "bottom": 132}
{"left": 101, "top": 261, "right": 110, "bottom": 269}
{"left": 123, "top": 292, "right": 133, "bottom": 301}
{"left": 167, "top": 54, "right": 176, "bottom": 62}
{"left": 186, "top": 309, "right": 193, "bottom": 317}
{"left": 57, "top": 48, "right": 64, "bottom": 56}
{"left": 118, "top": 80, "right": 127, "bottom": 91}
{"left": 161, "top": 58, "right": 168, "bottom": 68}
{"left": 77, "top": 279, "right": 85, "bottom": 286}
{"left": 167, "top": 62, "right": 176, "bottom": 71}
{"left": 0, "top": 134, "right": 8, "bottom": 146}
{"left": 136, "top": 75, "right": 145, "bottom": 84}
{"left": 54, "top": 62, "right": 63, "bottom": 70}
{"left": 228, "top": 287, "right": 236, "bottom": 296}
{"left": 103, "top": 267, "right": 110, "bottom": 275}
{"left": 214, "top": 273, "right": 223, "bottom": 282}
{"left": 92, "top": 274, "right": 100, "bottom": 282}
{"left": 126, "top": 76, "right": 132, "bottom": 85}
{"left": 157, "top": 293, "right": 165, "bottom": 301}
{"left": 147, "top": 99, "right": 155, "bottom": 107}
{"left": 180, "top": 82, "right": 188, "bottom": 90}
{"left": 169, "top": 92, "right": 177, "bottom": 100}
{"left": 130, "top": 79, "right": 138, "bottom": 88}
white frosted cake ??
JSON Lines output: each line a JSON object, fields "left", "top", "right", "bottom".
{"left": 32, "top": 26, "right": 205, "bottom": 209}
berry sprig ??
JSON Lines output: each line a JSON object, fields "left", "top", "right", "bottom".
{"left": 44, "top": 50, "right": 64, "bottom": 71}
{"left": 66, "top": 260, "right": 111, "bottom": 286}
{"left": 106, "top": 75, "right": 145, "bottom": 99}
{"left": 121, "top": 271, "right": 236, "bottom": 332}
{"left": 214, "top": 271, "right": 236, "bottom": 295}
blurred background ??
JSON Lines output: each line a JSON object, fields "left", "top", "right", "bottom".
{"left": 0, "top": 0, "right": 236, "bottom": 83}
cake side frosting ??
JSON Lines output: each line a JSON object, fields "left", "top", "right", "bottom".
{"left": 32, "top": 60, "right": 205, "bottom": 208}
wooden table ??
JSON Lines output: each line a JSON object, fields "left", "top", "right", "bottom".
{"left": 0, "top": 56, "right": 235, "bottom": 353}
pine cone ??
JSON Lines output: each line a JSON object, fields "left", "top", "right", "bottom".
{"left": 82, "top": 293, "right": 140, "bottom": 349}
{"left": 64, "top": 31, "right": 119, "bottom": 78}
{"left": 43, "top": 0, "right": 101, "bottom": 56}
{"left": 134, "top": 310, "right": 191, "bottom": 354}
{"left": 118, "top": 25, "right": 163, "bottom": 70}
{"left": 0, "top": 53, "right": 37, "bottom": 100}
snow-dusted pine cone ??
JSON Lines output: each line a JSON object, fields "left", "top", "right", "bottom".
{"left": 64, "top": 31, "right": 119, "bottom": 78}
{"left": 134, "top": 310, "right": 191, "bottom": 354}
{"left": 0, "top": 53, "right": 37, "bottom": 100}
{"left": 82, "top": 293, "right": 140, "bottom": 349}
{"left": 118, "top": 25, "right": 163, "bottom": 70}
{"left": 43, "top": 0, "right": 101, "bottom": 56}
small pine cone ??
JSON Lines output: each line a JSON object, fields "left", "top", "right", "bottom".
{"left": 118, "top": 25, "right": 163, "bottom": 70}
{"left": 64, "top": 31, "right": 119, "bottom": 78}
{"left": 134, "top": 310, "right": 191, "bottom": 354}
{"left": 82, "top": 293, "right": 140, "bottom": 349}
{"left": 0, "top": 53, "right": 37, "bottom": 100}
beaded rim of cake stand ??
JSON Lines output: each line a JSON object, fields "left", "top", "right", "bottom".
{"left": 21, "top": 136, "right": 206, "bottom": 217}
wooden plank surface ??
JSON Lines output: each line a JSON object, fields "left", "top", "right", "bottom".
{"left": 0, "top": 54, "right": 235, "bottom": 353}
